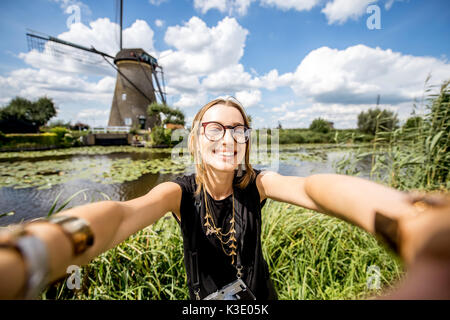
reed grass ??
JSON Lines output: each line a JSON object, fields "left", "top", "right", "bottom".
{"left": 335, "top": 79, "right": 449, "bottom": 191}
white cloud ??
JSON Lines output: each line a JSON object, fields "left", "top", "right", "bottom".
{"left": 194, "top": 0, "right": 322, "bottom": 15}
{"left": 0, "top": 68, "right": 115, "bottom": 106}
{"left": 149, "top": 0, "right": 169, "bottom": 5}
{"left": 51, "top": 0, "right": 92, "bottom": 16}
{"left": 202, "top": 64, "right": 253, "bottom": 92}
{"left": 173, "top": 92, "right": 208, "bottom": 109}
{"left": 193, "top": 0, "right": 254, "bottom": 16}
{"left": 77, "top": 108, "right": 110, "bottom": 119}
{"left": 288, "top": 44, "right": 450, "bottom": 105}
{"left": 249, "top": 69, "right": 294, "bottom": 90}
{"left": 260, "top": 0, "right": 321, "bottom": 12}
{"left": 271, "top": 100, "right": 295, "bottom": 112}
{"left": 235, "top": 89, "right": 261, "bottom": 107}
{"left": 155, "top": 19, "right": 165, "bottom": 27}
{"left": 321, "top": 0, "right": 378, "bottom": 25}
{"left": 162, "top": 16, "right": 248, "bottom": 76}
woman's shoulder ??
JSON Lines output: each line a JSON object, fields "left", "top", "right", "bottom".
{"left": 172, "top": 172, "right": 197, "bottom": 194}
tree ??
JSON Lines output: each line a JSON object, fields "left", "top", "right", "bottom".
{"left": 403, "top": 116, "right": 423, "bottom": 130}
{"left": 309, "top": 118, "right": 333, "bottom": 133}
{"left": 357, "top": 108, "right": 399, "bottom": 135}
{"left": 0, "top": 96, "right": 57, "bottom": 133}
{"left": 147, "top": 103, "right": 185, "bottom": 126}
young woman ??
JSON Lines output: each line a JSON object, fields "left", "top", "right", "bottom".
{"left": 0, "top": 96, "right": 437, "bottom": 300}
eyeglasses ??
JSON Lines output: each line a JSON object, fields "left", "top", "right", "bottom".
{"left": 201, "top": 121, "right": 251, "bottom": 144}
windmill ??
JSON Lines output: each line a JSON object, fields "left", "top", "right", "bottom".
{"left": 25, "top": 0, "right": 166, "bottom": 130}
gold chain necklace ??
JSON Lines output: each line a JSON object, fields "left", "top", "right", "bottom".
{"left": 202, "top": 187, "right": 237, "bottom": 265}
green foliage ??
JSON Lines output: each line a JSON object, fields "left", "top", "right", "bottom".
{"left": 47, "top": 120, "right": 71, "bottom": 128}
{"left": 309, "top": 118, "right": 333, "bottom": 134}
{"left": 403, "top": 116, "right": 423, "bottom": 129}
{"left": 0, "top": 133, "right": 59, "bottom": 150}
{"left": 271, "top": 128, "right": 373, "bottom": 145}
{"left": 148, "top": 103, "right": 185, "bottom": 126}
{"left": 149, "top": 126, "right": 174, "bottom": 146}
{"left": 336, "top": 79, "right": 449, "bottom": 191}
{"left": 49, "top": 127, "right": 69, "bottom": 141}
{"left": 357, "top": 108, "right": 399, "bottom": 135}
{"left": 0, "top": 96, "right": 57, "bottom": 133}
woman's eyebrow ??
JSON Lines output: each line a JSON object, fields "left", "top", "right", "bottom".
{"left": 207, "top": 121, "right": 244, "bottom": 126}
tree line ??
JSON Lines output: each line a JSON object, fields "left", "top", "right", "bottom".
{"left": 0, "top": 96, "right": 422, "bottom": 135}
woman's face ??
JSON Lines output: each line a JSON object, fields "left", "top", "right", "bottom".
{"left": 198, "top": 104, "right": 247, "bottom": 173}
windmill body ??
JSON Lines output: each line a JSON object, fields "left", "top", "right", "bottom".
{"left": 109, "top": 48, "right": 160, "bottom": 130}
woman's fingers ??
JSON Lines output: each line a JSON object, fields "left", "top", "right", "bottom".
{"left": 398, "top": 192, "right": 450, "bottom": 265}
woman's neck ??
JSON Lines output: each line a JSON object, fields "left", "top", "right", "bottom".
{"left": 204, "top": 167, "right": 234, "bottom": 200}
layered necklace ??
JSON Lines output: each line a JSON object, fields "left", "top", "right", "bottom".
{"left": 202, "top": 186, "right": 237, "bottom": 265}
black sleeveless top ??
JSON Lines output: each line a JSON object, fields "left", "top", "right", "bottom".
{"left": 171, "top": 169, "right": 277, "bottom": 300}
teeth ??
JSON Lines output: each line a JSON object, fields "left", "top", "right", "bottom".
{"left": 216, "top": 151, "right": 234, "bottom": 156}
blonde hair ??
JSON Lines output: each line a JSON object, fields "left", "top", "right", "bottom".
{"left": 188, "top": 97, "right": 255, "bottom": 195}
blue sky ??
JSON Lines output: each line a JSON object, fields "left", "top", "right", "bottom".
{"left": 0, "top": 0, "right": 449, "bottom": 128}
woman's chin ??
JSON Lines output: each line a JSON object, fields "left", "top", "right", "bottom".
{"left": 204, "top": 157, "right": 239, "bottom": 172}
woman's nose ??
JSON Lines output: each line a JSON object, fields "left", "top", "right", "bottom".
{"left": 222, "top": 128, "right": 235, "bottom": 145}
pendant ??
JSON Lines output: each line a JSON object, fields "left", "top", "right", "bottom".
{"left": 205, "top": 225, "right": 216, "bottom": 236}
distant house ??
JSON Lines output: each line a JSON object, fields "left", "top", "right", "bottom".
{"left": 164, "top": 123, "right": 184, "bottom": 130}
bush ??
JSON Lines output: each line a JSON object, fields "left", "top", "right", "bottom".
{"left": 49, "top": 127, "right": 69, "bottom": 141}
{"left": 150, "top": 126, "right": 173, "bottom": 146}
{"left": 357, "top": 108, "right": 399, "bottom": 135}
{"left": 309, "top": 118, "right": 333, "bottom": 134}
{"left": 403, "top": 116, "right": 423, "bottom": 129}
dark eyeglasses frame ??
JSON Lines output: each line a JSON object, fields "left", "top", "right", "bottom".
{"left": 201, "top": 121, "right": 251, "bottom": 144}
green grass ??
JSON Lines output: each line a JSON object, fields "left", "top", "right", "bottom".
{"left": 41, "top": 200, "right": 402, "bottom": 300}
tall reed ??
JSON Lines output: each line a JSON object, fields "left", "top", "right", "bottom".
{"left": 335, "top": 79, "right": 449, "bottom": 191}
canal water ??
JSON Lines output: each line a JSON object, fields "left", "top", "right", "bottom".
{"left": 0, "top": 145, "right": 371, "bottom": 226}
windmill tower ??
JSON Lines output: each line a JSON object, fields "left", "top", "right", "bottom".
{"left": 25, "top": 0, "right": 166, "bottom": 130}
{"left": 107, "top": 49, "right": 162, "bottom": 130}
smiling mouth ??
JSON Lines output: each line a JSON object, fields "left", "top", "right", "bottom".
{"left": 213, "top": 150, "right": 237, "bottom": 158}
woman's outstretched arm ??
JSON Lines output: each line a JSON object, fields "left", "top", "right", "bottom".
{"left": 0, "top": 181, "right": 181, "bottom": 299}
{"left": 256, "top": 171, "right": 426, "bottom": 260}
{"left": 257, "top": 172, "right": 417, "bottom": 233}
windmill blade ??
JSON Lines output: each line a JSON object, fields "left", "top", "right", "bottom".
{"left": 26, "top": 30, "right": 114, "bottom": 66}
{"left": 152, "top": 66, "right": 167, "bottom": 105}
